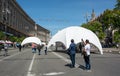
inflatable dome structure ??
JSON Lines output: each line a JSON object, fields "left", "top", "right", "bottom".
{"left": 48, "top": 26, "right": 103, "bottom": 54}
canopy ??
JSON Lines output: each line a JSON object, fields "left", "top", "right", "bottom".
{"left": 5, "top": 40, "right": 13, "bottom": 44}
{"left": 0, "top": 40, "right": 5, "bottom": 44}
{"left": 21, "top": 37, "right": 41, "bottom": 46}
{"left": 0, "top": 40, "right": 13, "bottom": 44}
{"left": 48, "top": 26, "right": 103, "bottom": 54}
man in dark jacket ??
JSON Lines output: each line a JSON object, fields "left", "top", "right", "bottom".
{"left": 69, "top": 39, "right": 76, "bottom": 68}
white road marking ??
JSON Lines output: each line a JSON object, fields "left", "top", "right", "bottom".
{"left": 27, "top": 54, "right": 36, "bottom": 76}
{"left": 0, "top": 49, "right": 36, "bottom": 76}
{"left": 0, "top": 49, "right": 29, "bottom": 62}
{"left": 52, "top": 52, "right": 79, "bottom": 68}
{"left": 43, "top": 72, "right": 65, "bottom": 76}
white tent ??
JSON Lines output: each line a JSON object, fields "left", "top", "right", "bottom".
{"left": 21, "top": 37, "right": 41, "bottom": 46}
{"left": 48, "top": 26, "right": 103, "bottom": 54}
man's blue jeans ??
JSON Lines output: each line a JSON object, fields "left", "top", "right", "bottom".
{"left": 70, "top": 54, "right": 75, "bottom": 67}
{"left": 84, "top": 55, "right": 91, "bottom": 70}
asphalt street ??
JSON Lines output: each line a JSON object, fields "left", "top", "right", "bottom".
{"left": 0, "top": 48, "right": 120, "bottom": 76}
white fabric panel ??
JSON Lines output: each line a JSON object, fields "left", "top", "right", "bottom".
{"left": 48, "top": 29, "right": 66, "bottom": 47}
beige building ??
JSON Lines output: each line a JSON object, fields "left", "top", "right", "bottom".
{"left": 35, "top": 24, "right": 50, "bottom": 43}
{"left": 0, "top": 0, "right": 50, "bottom": 43}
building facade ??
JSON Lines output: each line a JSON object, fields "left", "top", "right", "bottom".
{"left": 0, "top": 0, "right": 50, "bottom": 43}
{"left": 36, "top": 24, "right": 50, "bottom": 43}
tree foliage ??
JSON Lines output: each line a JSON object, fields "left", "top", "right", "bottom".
{"left": 98, "top": 9, "right": 120, "bottom": 31}
{"left": 114, "top": 0, "right": 120, "bottom": 10}
{"left": 0, "top": 31, "right": 25, "bottom": 43}
{"left": 8, "top": 36, "right": 25, "bottom": 43}
{"left": 114, "top": 31, "right": 120, "bottom": 43}
{"left": 81, "top": 8, "right": 120, "bottom": 43}
{"left": 81, "top": 21, "right": 105, "bottom": 40}
{"left": 0, "top": 31, "right": 5, "bottom": 40}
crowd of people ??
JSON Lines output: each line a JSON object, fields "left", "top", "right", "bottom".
{"left": 31, "top": 43, "right": 48, "bottom": 55}
{"left": 0, "top": 39, "right": 91, "bottom": 72}
{"left": 0, "top": 41, "right": 48, "bottom": 56}
{"left": 28, "top": 39, "right": 91, "bottom": 72}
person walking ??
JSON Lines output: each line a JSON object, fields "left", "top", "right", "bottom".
{"left": 83, "top": 39, "right": 91, "bottom": 72}
{"left": 37, "top": 44, "right": 43, "bottom": 55}
{"left": 44, "top": 43, "right": 48, "bottom": 55}
{"left": 4, "top": 42, "right": 8, "bottom": 56}
{"left": 79, "top": 39, "right": 85, "bottom": 54}
{"left": 18, "top": 44, "right": 22, "bottom": 52}
{"left": 68, "top": 39, "right": 76, "bottom": 68}
{"left": 31, "top": 43, "right": 37, "bottom": 53}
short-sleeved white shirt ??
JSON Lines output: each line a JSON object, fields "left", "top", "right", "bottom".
{"left": 85, "top": 43, "right": 91, "bottom": 55}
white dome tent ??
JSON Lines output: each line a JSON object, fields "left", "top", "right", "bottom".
{"left": 48, "top": 26, "right": 103, "bottom": 54}
{"left": 21, "top": 37, "right": 41, "bottom": 46}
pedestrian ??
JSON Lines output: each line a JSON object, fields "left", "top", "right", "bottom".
{"left": 79, "top": 39, "right": 85, "bottom": 54}
{"left": 31, "top": 43, "right": 37, "bottom": 53}
{"left": 37, "top": 44, "right": 43, "bottom": 55}
{"left": 44, "top": 43, "right": 48, "bottom": 55}
{"left": 18, "top": 44, "right": 22, "bottom": 52}
{"left": 83, "top": 39, "right": 91, "bottom": 72}
{"left": 68, "top": 39, "right": 76, "bottom": 68}
{"left": 4, "top": 42, "right": 8, "bottom": 56}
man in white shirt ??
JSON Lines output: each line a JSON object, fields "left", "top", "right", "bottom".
{"left": 83, "top": 39, "right": 91, "bottom": 71}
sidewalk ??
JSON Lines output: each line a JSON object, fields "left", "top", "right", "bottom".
{"left": 103, "top": 48, "right": 120, "bottom": 54}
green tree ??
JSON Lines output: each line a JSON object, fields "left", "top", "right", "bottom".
{"left": 8, "top": 36, "right": 18, "bottom": 42}
{"left": 113, "top": 0, "right": 120, "bottom": 31}
{"left": 99, "top": 9, "right": 113, "bottom": 29}
{"left": 0, "top": 31, "right": 5, "bottom": 40}
{"left": 112, "top": 10, "right": 120, "bottom": 31}
{"left": 7, "top": 35, "right": 25, "bottom": 43}
{"left": 114, "top": 0, "right": 120, "bottom": 10}
{"left": 95, "top": 9, "right": 120, "bottom": 43}
{"left": 81, "top": 21, "right": 105, "bottom": 40}
{"left": 18, "top": 36, "right": 25, "bottom": 43}
{"left": 114, "top": 31, "right": 120, "bottom": 43}
{"left": 98, "top": 9, "right": 120, "bottom": 31}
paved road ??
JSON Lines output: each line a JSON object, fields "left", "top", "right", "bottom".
{"left": 0, "top": 48, "right": 120, "bottom": 76}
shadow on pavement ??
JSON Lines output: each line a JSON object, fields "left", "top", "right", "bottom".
{"left": 79, "top": 64, "right": 86, "bottom": 70}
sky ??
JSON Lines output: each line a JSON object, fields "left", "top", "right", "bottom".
{"left": 16, "top": 0, "right": 116, "bottom": 35}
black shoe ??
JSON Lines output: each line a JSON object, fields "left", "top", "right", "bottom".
{"left": 70, "top": 65, "right": 75, "bottom": 68}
